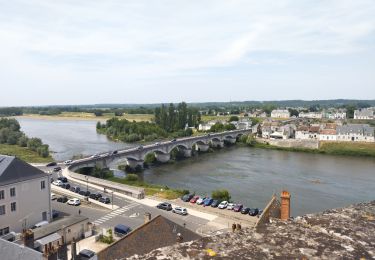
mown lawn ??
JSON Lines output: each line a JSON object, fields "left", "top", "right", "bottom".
{"left": 319, "top": 141, "right": 375, "bottom": 157}
{"left": 0, "top": 144, "right": 53, "bottom": 163}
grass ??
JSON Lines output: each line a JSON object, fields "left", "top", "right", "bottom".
{"left": 108, "top": 176, "right": 186, "bottom": 200}
{"left": 0, "top": 144, "right": 53, "bottom": 163}
{"left": 251, "top": 141, "right": 375, "bottom": 157}
{"left": 17, "top": 112, "right": 154, "bottom": 122}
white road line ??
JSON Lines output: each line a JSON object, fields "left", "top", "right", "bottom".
{"left": 92, "top": 204, "right": 140, "bottom": 226}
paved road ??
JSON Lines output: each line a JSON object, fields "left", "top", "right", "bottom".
{"left": 45, "top": 166, "right": 210, "bottom": 234}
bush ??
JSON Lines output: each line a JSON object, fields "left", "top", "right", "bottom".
{"left": 212, "top": 189, "right": 231, "bottom": 201}
{"left": 18, "top": 135, "right": 28, "bottom": 147}
{"left": 229, "top": 116, "right": 239, "bottom": 122}
{"left": 125, "top": 174, "right": 138, "bottom": 181}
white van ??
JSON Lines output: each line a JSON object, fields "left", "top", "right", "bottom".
{"left": 32, "top": 221, "right": 49, "bottom": 229}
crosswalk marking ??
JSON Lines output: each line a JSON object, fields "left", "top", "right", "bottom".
{"left": 92, "top": 203, "right": 139, "bottom": 226}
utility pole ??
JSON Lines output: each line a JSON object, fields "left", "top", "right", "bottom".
{"left": 112, "top": 191, "right": 114, "bottom": 210}
{"left": 85, "top": 176, "right": 88, "bottom": 193}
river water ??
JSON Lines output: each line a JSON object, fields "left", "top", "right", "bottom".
{"left": 17, "top": 117, "right": 375, "bottom": 216}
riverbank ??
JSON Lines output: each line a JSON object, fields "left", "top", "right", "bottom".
{"left": 250, "top": 140, "right": 375, "bottom": 157}
{"left": 0, "top": 143, "right": 53, "bottom": 163}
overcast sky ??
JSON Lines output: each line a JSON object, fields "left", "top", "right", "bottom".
{"left": 0, "top": 0, "right": 375, "bottom": 106}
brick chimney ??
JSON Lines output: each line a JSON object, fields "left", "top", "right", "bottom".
{"left": 280, "top": 190, "right": 291, "bottom": 220}
{"left": 23, "top": 229, "right": 34, "bottom": 249}
{"left": 144, "top": 212, "right": 151, "bottom": 223}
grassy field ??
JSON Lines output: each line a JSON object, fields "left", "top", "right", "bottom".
{"left": 17, "top": 112, "right": 154, "bottom": 122}
{"left": 252, "top": 141, "right": 375, "bottom": 157}
{"left": 0, "top": 144, "right": 53, "bottom": 163}
{"left": 108, "top": 176, "right": 186, "bottom": 200}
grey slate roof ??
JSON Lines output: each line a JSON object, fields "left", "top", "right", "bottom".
{"left": 0, "top": 238, "right": 43, "bottom": 260}
{"left": 0, "top": 155, "right": 48, "bottom": 186}
{"left": 337, "top": 124, "right": 375, "bottom": 136}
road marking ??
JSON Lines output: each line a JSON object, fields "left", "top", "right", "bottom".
{"left": 92, "top": 203, "right": 139, "bottom": 226}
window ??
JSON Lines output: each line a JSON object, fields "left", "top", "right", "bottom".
{"left": 10, "top": 187, "right": 16, "bottom": 197}
{"left": 41, "top": 180, "right": 46, "bottom": 190}
{"left": 11, "top": 202, "right": 16, "bottom": 212}
{"left": 42, "top": 211, "right": 47, "bottom": 221}
{"left": 0, "top": 205, "right": 5, "bottom": 215}
{"left": 0, "top": 190, "right": 4, "bottom": 200}
{"left": 0, "top": 227, "right": 9, "bottom": 236}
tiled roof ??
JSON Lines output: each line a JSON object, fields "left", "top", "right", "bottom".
{"left": 0, "top": 155, "right": 48, "bottom": 186}
{"left": 320, "top": 129, "right": 336, "bottom": 135}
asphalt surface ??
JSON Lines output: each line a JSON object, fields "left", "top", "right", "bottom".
{"left": 43, "top": 164, "right": 210, "bottom": 234}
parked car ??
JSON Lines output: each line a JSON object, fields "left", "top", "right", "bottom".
{"left": 196, "top": 197, "right": 206, "bottom": 205}
{"left": 233, "top": 204, "right": 243, "bottom": 212}
{"left": 218, "top": 201, "right": 228, "bottom": 209}
{"left": 57, "top": 177, "right": 68, "bottom": 183}
{"left": 258, "top": 209, "right": 263, "bottom": 216}
{"left": 189, "top": 195, "right": 200, "bottom": 203}
{"left": 53, "top": 166, "right": 62, "bottom": 172}
{"left": 52, "top": 210, "right": 59, "bottom": 219}
{"left": 91, "top": 154, "right": 100, "bottom": 159}
{"left": 156, "top": 202, "right": 172, "bottom": 211}
{"left": 79, "top": 249, "right": 96, "bottom": 260}
{"left": 203, "top": 198, "right": 214, "bottom": 206}
{"left": 172, "top": 207, "right": 188, "bottom": 215}
{"left": 67, "top": 198, "right": 81, "bottom": 206}
{"left": 61, "top": 183, "right": 71, "bottom": 190}
{"left": 70, "top": 186, "right": 80, "bottom": 193}
{"left": 90, "top": 193, "right": 102, "bottom": 200}
{"left": 249, "top": 208, "right": 259, "bottom": 216}
{"left": 99, "top": 197, "right": 110, "bottom": 204}
{"left": 46, "top": 162, "right": 57, "bottom": 167}
{"left": 32, "top": 221, "right": 49, "bottom": 229}
{"left": 57, "top": 196, "right": 68, "bottom": 203}
{"left": 114, "top": 224, "right": 131, "bottom": 237}
{"left": 181, "top": 194, "right": 194, "bottom": 202}
{"left": 241, "top": 207, "right": 250, "bottom": 214}
{"left": 52, "top": 180, "right": 63, "bottom": 187}
{"left": 78, "top": 190, "right": 86, "bottom": 196}
{"left": 211, "top": 200, "right": 221, "bottom": 208}
{"left": 64, "top": 160, "right": 73, "bottom": 165}
{"left": 227, "top": 203, "right": 236, "bottom": 210}
{"left": 155, "top": 142, "right": 160, "bottom": 145}
{"left": 171, "top": 139, "right": 177, "bottom": 142}
{"left": 137, "top": 145, "right": 143, "bottom": 150}
{"left": 50, "top": 193, "right": 57, "bottom": 200}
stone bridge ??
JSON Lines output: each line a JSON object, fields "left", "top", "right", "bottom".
{"left": 70, "top": 129, "right": 252, "bottom": 170}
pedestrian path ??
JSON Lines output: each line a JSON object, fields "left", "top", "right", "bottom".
{"left": 92, "top": 202, "right": 139, "bottom": 225}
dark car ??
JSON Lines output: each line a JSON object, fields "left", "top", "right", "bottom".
{"left": 79, "top": 190, "right": 86, "bottom": 196}
{"left": 50, "top": 178, "right": 54, "bottom": 183}
{"left": 61, "top": 183, "right": 71, "bottom": 190}
{"left": 53, "top": 166, "right": 62, "bottom": 172}
{"left": 84, "top": 190, "right": 91, "bottom": 197}
{"left": 114, "top": 224, "right": 131, "bottom": 237}
{"left": 70, "top": 186, "right": 80, "bottom": 193}
{"left": 79, "top": 249, "right": 96, "bottom": 260}
{"left": 57, "top": 177, "right": 68, "bottom": 183}
{"left": 157, "top": 202, "right": 172, "bottom": 211}
{"left": 211, "top": 200, "right": 221, "bottom": 208}
{"left": 57, "top": 196, "right": 68, "bottom": 203}
{"left": 181, "top": 194, "right": 194, "bottom": 202}
{"left": 112, "top": 150, "right": 118, "bottom": 155}
{"left": 203, "top": 198, "right": 214, "bottom": 206}
{"left": 99, "top": 197, "right": 111, "bottom": 204}
{"left": 90, "top": 193, "right": 102, "bottom": 200}
{"left": 46, "top": 162, "right": 57, "bottom": 167}
{"left": 249, "top": 208, "right": 259, "bottom": 216}
{"left": 241, "top": 207, "right": 250, "bottom": 214}
{"left": 52, "top": 210, "right": 59, "bottom": 219}
{"left": 233, "top": 204, "right": 243, "bottom": 212}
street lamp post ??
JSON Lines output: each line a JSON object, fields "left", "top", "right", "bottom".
{"left": 111, "top": 191, "right": 114, "bottom": 210}
{"left": 85, "top": 176, "right": 88, "bottom": 193}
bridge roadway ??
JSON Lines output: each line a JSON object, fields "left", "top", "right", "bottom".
{"left": 71, "top": 129, "right": 252, "bottom": 170}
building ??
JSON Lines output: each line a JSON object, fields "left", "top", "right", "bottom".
{"left": 298, "top": 112, "right": 323, "bottom": 119}
{"left": 271, "top": 110, "right": 290, "bottom": 119}
{"left": 324, "top": 111, "right": 347, "bottom": 120}
{"left": 319, "top": 129, "right": 337, "bottom": 141}
{"left": 0, "top": 155, "right": 51, "bottom": 236}
{"left": 295, "top": 125, "right": 321, "bottom": 140}
{"left": 336, "top": 124, "right": 375, "bottom": 142}
{"left": 354, "top": 109, "right": 374, "bottom": 119}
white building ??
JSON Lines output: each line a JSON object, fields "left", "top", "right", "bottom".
{"left": 295, "top": 125, "right": 321, "bottom": 140}
{"left": 319, "top": 129, "right": 337, "bottom": 141}
{"left": 354, "top": 109, "right": 374, "bottom": 119}
{"left": 324, "top": 112, "right": 346, "bottom": 120}
{"left": 298, "top": 112, "right": 323, "bottom": 119}
{"left": 336, "top": 124, "right": 375, "bottom": 142}
{"left": 0, "top": 155, "right": 51, "bottom": 235}
{"left": 271, "top": 109, "right": 290, "bottom": 119}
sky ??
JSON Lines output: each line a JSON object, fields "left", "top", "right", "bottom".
{"left": 0, "top": 0, "right": 375, "bottom": 106}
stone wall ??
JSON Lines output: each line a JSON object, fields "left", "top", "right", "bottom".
{"left": 261, "top": 138, "right": 319, "bottom": 149}
{"left": 255, "top": 195, "right": 281, "bottom": 228}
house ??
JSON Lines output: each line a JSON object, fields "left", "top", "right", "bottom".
{"left": 295, "top": 125, "right": 321, "bottom": 140}
{"left": 0, "top": 155, "right": 51, "bottom": 236}
{"left": 97, "top": 214, "right": 201, "bottom": 260}
{"left": 354, "top": 109, "right": 374, "bottom": 119}
{"left": 319, "top": 129, "right": 337, "bottom": 141}
{"left": 271, "top": 110, "right": 290, "bottom": 119}
{"left": 269, "top": 124, "right": 295, "bottom": 139}
{"left": 298, "top": 112, "right": 323, "bottom": 119}
{"left": 336, "top": 124, "right": 375, "bottom": 142}
{"left": 323, "top": 111, "right": 346, "bottom": 120}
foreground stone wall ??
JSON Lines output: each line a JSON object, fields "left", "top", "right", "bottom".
{"left": 260, "top": 138, "right": 319, "bottom": 149}
{"left": 255, "top": 195, "right": 280, "bottom": 228}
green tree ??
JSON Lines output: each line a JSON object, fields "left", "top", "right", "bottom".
{"left": 229, "top": 116, "right": 239, "bottom": 122}
{"left": 212, "top": 189, "right": 231, "bottom": 201}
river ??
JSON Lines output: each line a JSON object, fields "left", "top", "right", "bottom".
{"left": 17, "top": 117, "right": 375, "bottom": 216}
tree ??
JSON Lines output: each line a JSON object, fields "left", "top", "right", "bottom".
{"left": 229, "top": 116, "right": 239, "bottom": 122}
{"left": 212, "top": 189, "right": 231, "bottom": 201}
{"left": 27, "top": 138, "right": 43, "bottom": 151}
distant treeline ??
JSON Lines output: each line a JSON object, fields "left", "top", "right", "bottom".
{"left": 0, "top": 118, "right": 50, "bottom": 157}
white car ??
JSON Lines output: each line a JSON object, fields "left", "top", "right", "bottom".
{"left": 52, "top": 180, "right": 63, "bottom": 187}
{"left": 218, "top": 201, "right": 228, "bottom": 209}
{"left": 91, "top": 154, "right": 100, "bottom": 159}
{"left": 64, "top": 160, "right": 73, "bottom": 165}
{"left": 50, "top": 193, "right": 57, "bottom": 200}
{"left": 227, "top": 203, "right": 236, "bottom": 210}
{"left": 67, "top": 198, "right": 81, "bottom": 206}
{"left": 196, "top": 197, "right": 205, "bottom": 205}
{"left": 172, "top": 206, "right": 188, "bottom": 215}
